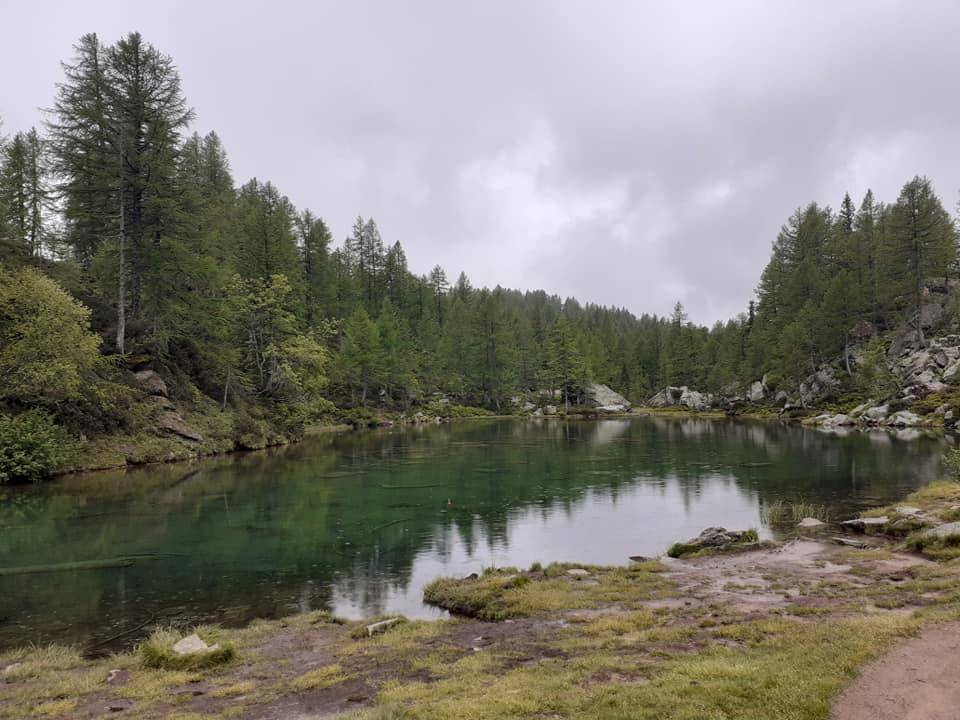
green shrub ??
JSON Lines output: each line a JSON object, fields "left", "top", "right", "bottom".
{"left": 943, "top": 448, "right": 960, "bottom": 479}
{"left": 0, "top": 411, "right": 68, "bottom": 483}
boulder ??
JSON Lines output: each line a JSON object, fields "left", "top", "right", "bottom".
{"left": 172, "top": 633, "right": 220, "bottom": 656}
{"left": 566, "top": 568, "right": 590, "bottom": 577}
{"left": 799, "top": 366, "right": 840, "bottom": 405}
{"left": 679, "top": 388, "right": 710, "bottom": 411}
{"left": 157, "top": 412, "right": 204, "bottom": 442}
{"left": 544, "top": 405, "right": 557, "bottom": 415}
{"left": 885, "top": 410, "right": 921, "bottom": 427}
{"left": 797, "top": 517, "right": 827, "bottom": 529}
{"left": 134, "top": 369, "right": 168, "bottom": 397}
{"left": 920, "top": 302, "right": 945, "bottom": 330}
{"left": 748, "top": 381, "right": 766, "bottom": 403}
{"left": 585, "top": 383, "right": 631, "bottom": 411}
{"left": 849, "top": 401, "right": 872, "bottom": 418}
{"left": 862, "top": 405, "right": 889, "bottom": 423}
{"left": 648, "top": 386, "right": 685, "bottom": 408}
{"left": 821, "top": 413, "right": 855, "bottom": 427}
{"left": 521, "top": 402, "right": 536, "bottom": 413}
{"left": 922, "top": 522, "right": 960, "bottom": 540}
{"left": 943, "top": 360, "right": 960, "bottom": 383}
{"left": 687, "top": 527, "right": 753, "bottom": 548}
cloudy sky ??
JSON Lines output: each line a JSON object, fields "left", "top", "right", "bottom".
{"left": 4, "top": 1, "right": 960, "bottom": 324}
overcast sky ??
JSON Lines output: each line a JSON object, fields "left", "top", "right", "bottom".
{"left": 4, "top": 1, "right": 960, "bottom": 324}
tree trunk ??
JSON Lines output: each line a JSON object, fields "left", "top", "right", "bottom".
{"left": 116, "top": 180, "right": 126, "bottom": 355}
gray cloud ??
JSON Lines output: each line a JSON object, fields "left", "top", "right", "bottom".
{"left": 4, "top": 0, "right": 960, "bottom": 323}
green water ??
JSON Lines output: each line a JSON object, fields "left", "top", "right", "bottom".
{"left": 0, "top": 417, "right": 947, "bottom": 652}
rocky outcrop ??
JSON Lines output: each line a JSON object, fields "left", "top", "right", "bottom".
{"left": 134, "top": 369, "right": 168, "bottom": 397}
{"left": 157, "top": 411, "right": 204, "bottom": 442}
{"left": 799, "top": 366, "right": 840, "bottom": 406}
{"left": 648, "top": 386, "right": 685, "bottom": 407}
{"left": 584, "top": 383, "right": 631, "bottom": 412}
{"left": 667, "top": 527, "right": 758, "bottom": 558}
{"left": 647, "top": 386, "right": 714, "bottom": 410}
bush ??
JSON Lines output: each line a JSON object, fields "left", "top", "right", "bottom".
{"left": 0, "top": 267, "right": 104, "bottom": 404}
{"left": 0, "top": 411, "right": 68, "bottom": 483}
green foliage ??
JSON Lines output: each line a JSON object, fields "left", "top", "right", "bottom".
{"left": 855, "top": 337, "right": 898, "bottom": 399}
{"left": 0, "top": 411, "right": 68, "bottom": 483}
{"left": 0, "top": 266, "right": 103, "bottom": 403}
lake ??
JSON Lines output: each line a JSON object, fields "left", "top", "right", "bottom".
{"left": 0, "top": 417, "right": 949, "bottom": 652}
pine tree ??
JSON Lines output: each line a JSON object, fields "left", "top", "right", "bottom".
{"left": 297, "top": 210, "right": 333, "bottom": 324}
{"left": 334, "top": 306, "right": 382, "bottom": 404}
{"left": 0, "top": 129, "right": 50, "bottom": 259}
{"left": 546, "top": 315, "right": 587, "bottom": 409}
{"left": 886, "top": 176, "right": 956, "bottom": 343}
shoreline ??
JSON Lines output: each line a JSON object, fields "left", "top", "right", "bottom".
{"left": 44, "top": 406, "right": 949, "bottom": 482}
{"left": 4, "top": 480, "right": 960, "bottom": 719}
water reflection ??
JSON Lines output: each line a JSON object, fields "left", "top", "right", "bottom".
{"left": 0, "top": 417, "right": 947, "bottom": 651}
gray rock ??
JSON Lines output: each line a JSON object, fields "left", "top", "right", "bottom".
{"left": 685, "top": 526, "right": 753, "bottom": 549}
{"left": 679, "top": 388, "right": 710, "bottom": 411}
{"left": 885, "top": 410, "right": 921, "bottom": 427}
{"left": 365, "top": 618, "right": 402, "bottom": 636}
{"left": 944, "top": 360, "right": 960, "bottom": 383}
{"left": 841, "top": 516, "right": 889, "bottom": 531}
{"left": 748, "top": 381, "right": 766, "bottom": 403}
{"left": 157, "top": 412, "right": 204, "bottom": 442}
{"left": 585, "top": 383, "right": 632, "bottom": 411}
{"left": 566, "top": 568, "right": 590, "bottom": 577}
{"left": 648, "top": 386, "right": 685, "bottom": 407}
{"left": 863, "top": 405, "right": 889, "bottom": 422}
{"left": 922, "top": 522, "right": 960, "bottom": 540}
{"left": 521, "top": 402, "right": 536, "bottom": 412}
{"left": 832, "top": 536, "right": 868, "bottom": 549}
{"left": 544, "top": 405, "right": 557, "bottom": 415}
{"left": 821, "top": 413, "right": 855, "bottom": 427}
{"left": 849, "top": 401, "right": 872, "bottom": 418}
{"left": 172, "top": 633, "right": 219, "bottom": 655}
{"left": 596, "top": 404, "right": 629, "bottom": 413}
{"left": 797, "top": 517, "right": 827, "bottom": 529}
{"left": 134, "top": 369, "right": 168, "bottom": 397}
{"left": 799, "top": 366, "right": 840, "bottom": 405}
{"left": 920, "top": 302, "right": 944, "bottom": 330}
{"left": 894, "top": 506, "right": 925, "bottom": 517}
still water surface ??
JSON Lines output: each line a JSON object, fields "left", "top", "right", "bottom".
{"left": 0, "top": 417, "right": 948, "bottom": 651}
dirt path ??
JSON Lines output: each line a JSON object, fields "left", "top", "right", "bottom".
{"left": 832, "top": 621, "right": 960, "bottom": 720}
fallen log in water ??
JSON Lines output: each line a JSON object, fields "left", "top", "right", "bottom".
{"left": 0, "top": 553, "right": 170, "bottom": 577}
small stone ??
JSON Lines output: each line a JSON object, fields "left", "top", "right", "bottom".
{"left": 106, "top": 669, "right": 130, "bottom": 685}
{"left": 566, "top": 568, "right": 590, "bottom": 577}
{"left": 797, "top": 517, "right": 826, "bottom": 529}
{"left": 172, "top": 633, "right": 218, "bottom": 656}
{"left": 832, "top": 536, "right": 868, "bottom": 549}
{"left": 365, "top": 618, "right": 401, "bottom": 636}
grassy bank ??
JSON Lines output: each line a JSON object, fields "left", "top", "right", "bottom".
{"left": 5, "top": 481, "right": 960, "bottom": 719}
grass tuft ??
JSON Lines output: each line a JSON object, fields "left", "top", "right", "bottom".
{"left": 138, "top": 627, "right": 235, "bottom": 670}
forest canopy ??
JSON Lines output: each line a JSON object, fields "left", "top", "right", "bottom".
{"left": 0, "top": 31, "right": 957, "bottom": 439}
